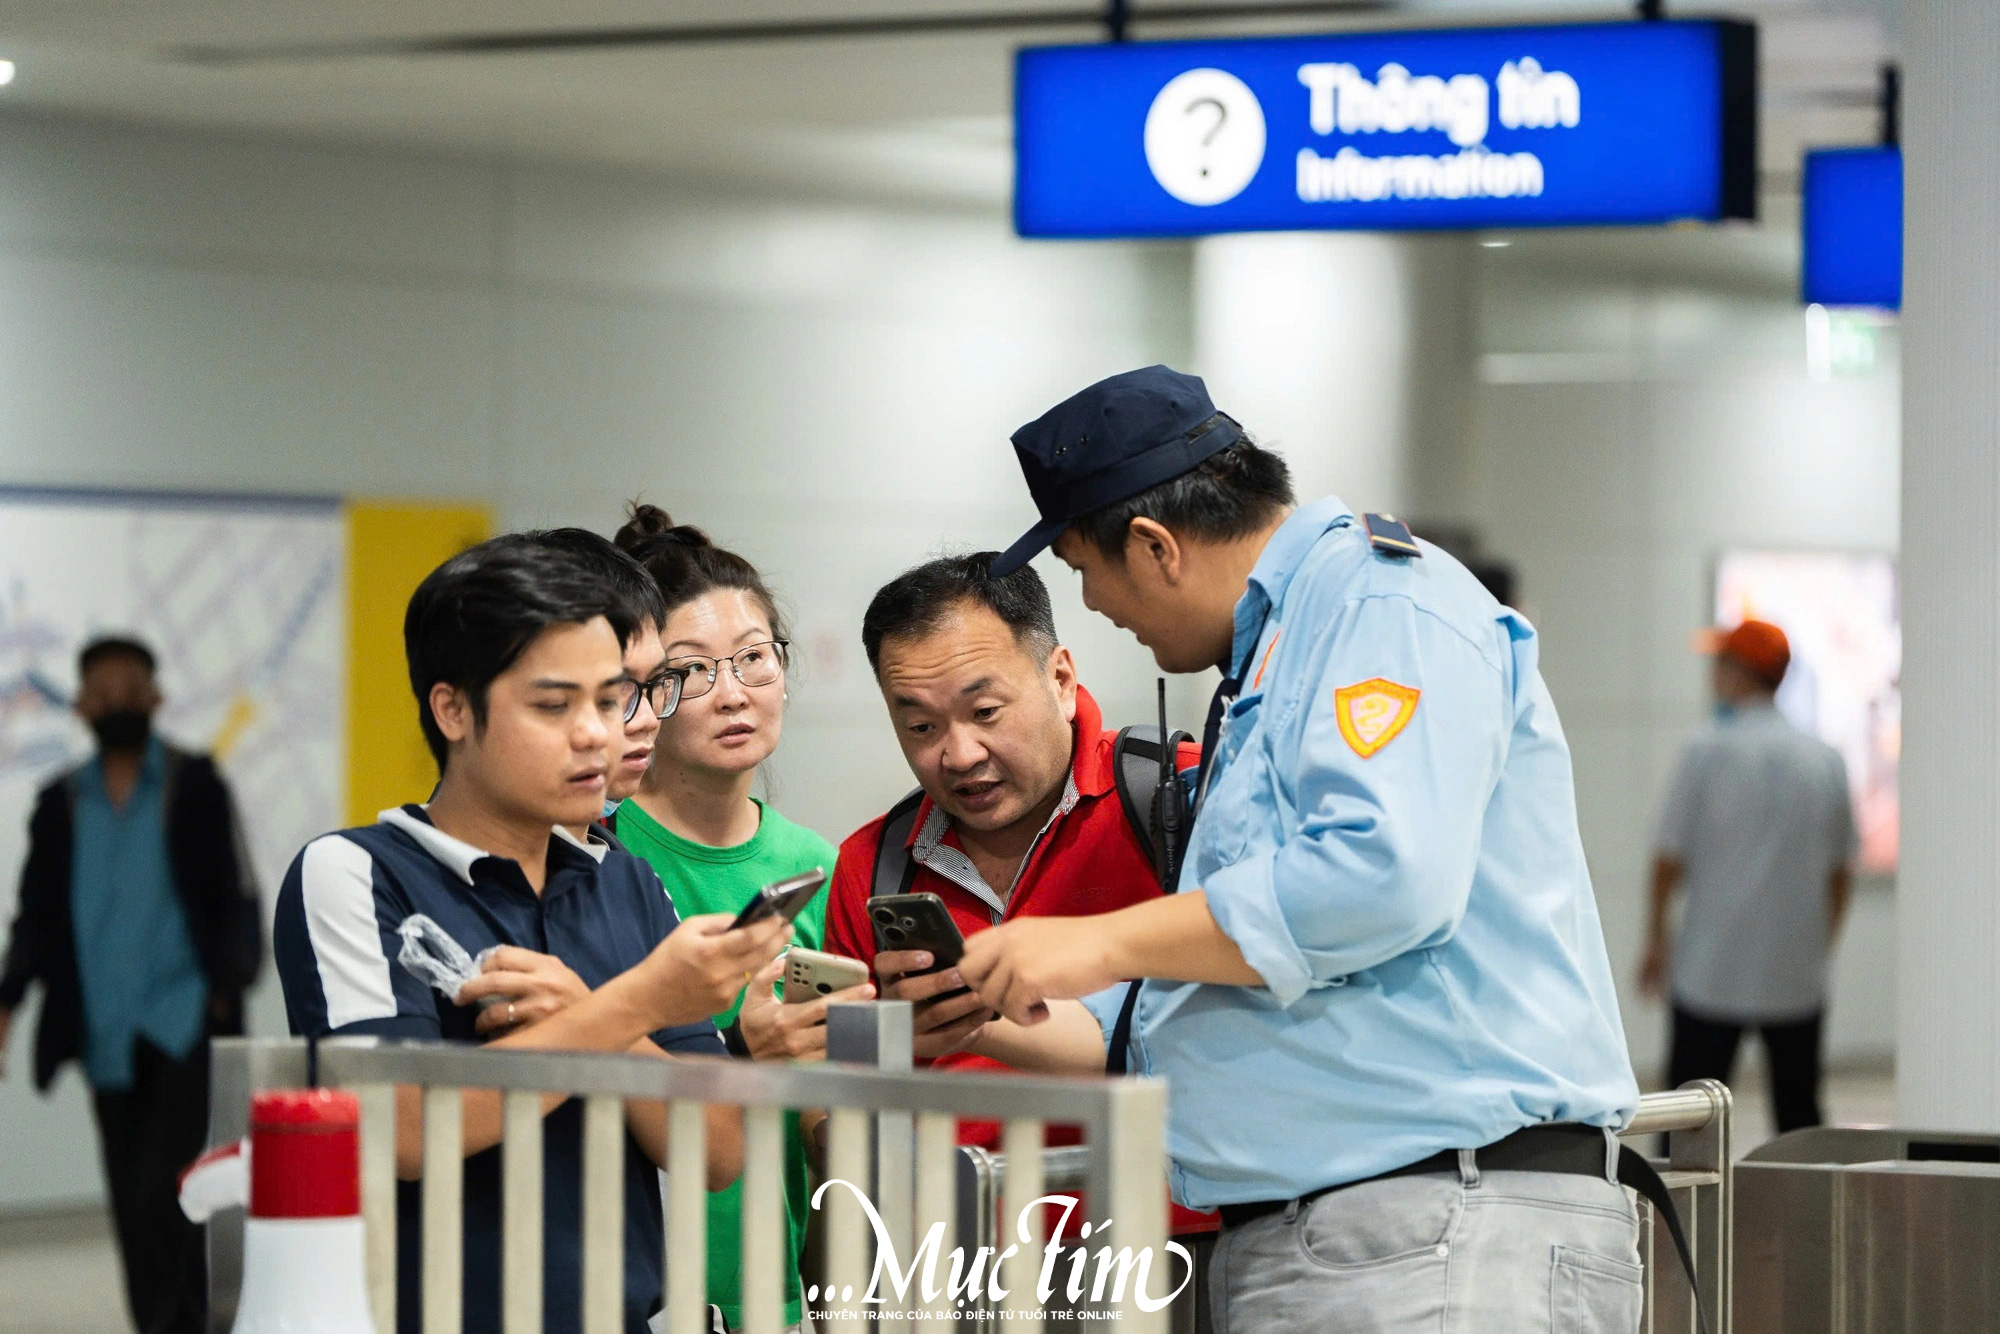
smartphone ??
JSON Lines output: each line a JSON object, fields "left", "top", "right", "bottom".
{"left": 868, "top": 892, "right": 966, "bottom": 974}
{"left": 781, "top": 948, "right": 872, "bottom": 1004}
{"left": 729, "top": 867, "right": 827, "bottom": 931}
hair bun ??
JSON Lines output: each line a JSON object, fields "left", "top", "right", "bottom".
{"left": 616, "top": 502, "right": 713, "bottom": 553}
{"left": 662, "top": 525, "right": 712, "bottom": 549}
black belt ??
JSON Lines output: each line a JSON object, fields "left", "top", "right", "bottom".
{"left": 1216, "top": 1123, "right": 1607, "bottom": 1228}
{"left": 1217, "top": 1123, "right": 1709, "bottom": 1334}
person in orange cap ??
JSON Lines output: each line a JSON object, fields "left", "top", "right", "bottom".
{"left": 1706, "top": 619, "right": 1793, "bottom": 690}
{"left": 1640, "top": 618, "right": 1858, "bottom": 1135}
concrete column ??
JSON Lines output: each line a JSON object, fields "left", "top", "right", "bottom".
{"left": 1898, "top": 0, "right": 2000, "bottom": 1129}
{"left": 1192, "top": 231, "right": 1474, "bottom": 519}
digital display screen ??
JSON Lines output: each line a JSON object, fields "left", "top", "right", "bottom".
{"left": 1715, "top": 550, "right": 1900, "bottom": 875}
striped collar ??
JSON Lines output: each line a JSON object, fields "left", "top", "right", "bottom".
{"left": 910, "top": 771, "right": 1080, "bottom": 917}
{"left": 379, "top": 805, "right": 609, "bottom": 886}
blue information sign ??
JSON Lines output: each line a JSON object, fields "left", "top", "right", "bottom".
{"left": 1802, "top": 147, "right": 1901, "bottom": 310}
{"left": 1015, "top": 20, "right": 1757, "bottom": 238}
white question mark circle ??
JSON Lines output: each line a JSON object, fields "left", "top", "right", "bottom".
{"left": 1144, "top": 68, "right": 1266, "bottom": 206}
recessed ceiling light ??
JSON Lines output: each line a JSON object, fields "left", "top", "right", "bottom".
{"left": 1479, "top": 238, "right": 1512, "bottom": 248}
{"left": 0, "top": 61, "right": 17, "bottom": 87}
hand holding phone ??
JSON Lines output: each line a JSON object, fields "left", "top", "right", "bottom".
{"left": 647, "top": 911, "right": 791, "bottom": 1026}
{"left": 736, "top": 950, "right": 876, "bottom": 1062}
{"left": 869, "top": 894, "right": 992, "bottom": 1059}
{"left": 868, "top": 892, "right": 965, "bottom": 973}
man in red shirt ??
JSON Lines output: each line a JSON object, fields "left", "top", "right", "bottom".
{"left": 824, "top": 552, "right": 1177, "bottom": 1064}
{"left": 821, "top": 552, "right": 1212, "bottom": 1236}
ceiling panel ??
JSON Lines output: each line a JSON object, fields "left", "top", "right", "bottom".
{"left": 0, "top": 0, "right": 1899, "bottom": 205}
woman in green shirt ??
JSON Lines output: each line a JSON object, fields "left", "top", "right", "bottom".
{"left": 609, "top": 504, "right": 868, "bottom": 1332}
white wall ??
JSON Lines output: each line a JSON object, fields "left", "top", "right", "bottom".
{"left": 1192, "top": 231, "right": 1475, "bottom": 519}
{"left": 0, "top": 112, "right": 1195, "bottom": 1211}
{"left": 1459, "top": 251, "right": 1901, "bottom": 1079}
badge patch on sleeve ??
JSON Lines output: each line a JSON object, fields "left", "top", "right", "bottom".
{"left": 1334, "top": 679, "right": 1421, "bottom": 758}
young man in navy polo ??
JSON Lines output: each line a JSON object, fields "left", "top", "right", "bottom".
{"left": 274, "top": 531, "right": 789, "bottom": 1334}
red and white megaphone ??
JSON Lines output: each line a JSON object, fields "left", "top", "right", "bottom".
{"left": 181, "top": 1089, "right": 377, "bottom": 1334}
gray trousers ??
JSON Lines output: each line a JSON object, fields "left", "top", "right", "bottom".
{"left": 1209, "top": 1145, "right": 1643, "bottom": 1333}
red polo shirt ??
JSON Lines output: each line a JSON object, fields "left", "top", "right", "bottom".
{"left": 824, "top": 684, "right": 1215, "bottom": 1234}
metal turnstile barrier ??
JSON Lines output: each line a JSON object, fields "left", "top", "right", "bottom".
{"left": 1736, "top": 1124, "right": 2000, "bottom": 1333}
{"left": 206, "top": 1007, "right": 1170, "bottom": 1334}
{"left": 963, "top": 1146, "right": 1208, "bottom": 1334}
{"left": 1628, "top": 1082, "right": 1734, "bottom": 1334}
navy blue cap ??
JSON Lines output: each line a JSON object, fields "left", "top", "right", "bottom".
{"left": 991, "top": 365, "right": 1242, "bottom": 577}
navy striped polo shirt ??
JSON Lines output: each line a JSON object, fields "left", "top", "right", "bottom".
{"left": 274, "top": 804, "right": 724, "bottom": 1334}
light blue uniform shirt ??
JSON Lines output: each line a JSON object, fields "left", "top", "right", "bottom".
{"left": 1083, "top": 497, "right": 1638, "bottom": 1208}
{"left": 70, "top": 740, "right": 208, "bottom": 1091}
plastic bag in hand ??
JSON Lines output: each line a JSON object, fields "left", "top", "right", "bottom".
{"left": 395, "top": 914, "right": 500, "bottom": 1008}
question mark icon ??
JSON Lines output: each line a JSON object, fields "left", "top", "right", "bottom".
{"left": 1144, "top": 68, "right": 1266, "bottom": 206}
{"left": 1186, "top": 96, "right": 1227, "bottom": 177}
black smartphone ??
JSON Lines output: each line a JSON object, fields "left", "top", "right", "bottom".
{"left": 729, "top": 867, "right": 827, "bottom": 931}
{"left": 868, "top": 892, "right": 966, "bottom": 974}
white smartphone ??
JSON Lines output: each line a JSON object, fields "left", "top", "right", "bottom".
{"left": 782, "top": 947, "right": 871, "bottom": 1004}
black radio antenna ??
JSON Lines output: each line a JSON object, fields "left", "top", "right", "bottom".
{"left": 1157, "top": 677, "right": 1184, "bottom": 888}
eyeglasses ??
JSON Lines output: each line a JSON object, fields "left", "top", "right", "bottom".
{"left": 621, "top": 670, "right": 685, "bottom": 724}
{"left": 667, "top": 641, "right": 789, "bottom": 701}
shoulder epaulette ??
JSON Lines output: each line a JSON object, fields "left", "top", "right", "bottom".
{"left": 1363, "top": 512, "right": 1421, "bottom": 558}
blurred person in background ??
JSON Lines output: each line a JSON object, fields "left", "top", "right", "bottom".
{"left": 1641, "top": 618, "right": 1856, "bottom": 1133}
{"left": 605, "top": 504, "right": 852, "bottom": 1334}
{"left": 0, "top": 635, "right": 262, "bottom": 1334}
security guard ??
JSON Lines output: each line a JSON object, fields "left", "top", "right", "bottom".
{"left": 958, "top": 367, "right": 1648, "bottom": 1332}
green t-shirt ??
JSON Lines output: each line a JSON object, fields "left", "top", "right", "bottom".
{"left": 614, "top": 797, "right": 835, "bottom": 1329}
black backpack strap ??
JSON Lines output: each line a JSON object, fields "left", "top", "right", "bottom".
{"left": 869, "top": 787, "right": 927, "bottom": 901}
{"left": 1616, "top": 1144, "right": 1712, "bottom": 1334}
{"left": 1107, "top": 980, "right": 1143, "bottom": 1076}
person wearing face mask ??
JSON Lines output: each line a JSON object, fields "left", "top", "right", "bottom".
{"left": 606, "top": 504, "right": 851, "bottom": 1334}
{"left": 0, "top": 635, "right": 263, "bottom": 1334}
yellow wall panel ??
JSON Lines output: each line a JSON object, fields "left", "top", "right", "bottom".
{"left": 344, "top": 500, "right": 491, "bottom": 825}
